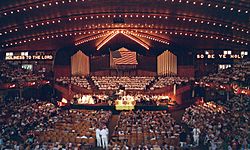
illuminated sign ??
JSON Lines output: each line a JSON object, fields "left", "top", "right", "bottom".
{"left": 196, "top": 54, "right": 245, "bottom": 59}
{"left": 197, "top": 50, "right": 248, "bottom": 59}
{"left": 5, "top": 54, "right": 53, "bottom": 60}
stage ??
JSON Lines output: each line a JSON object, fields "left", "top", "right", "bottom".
{"left": 65, "top": 102, "right": 194, "bottom": 114}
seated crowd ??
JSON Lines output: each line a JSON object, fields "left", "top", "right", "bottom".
{"left": 111, "top": 110, "right": 181, "bottom": 149}
{"left": 218, "top": 95, "right": 250, "bottom": 112}
{"left": 0, "top": 96, "right": 112, "bottom": 149}
{"left": 37, "top": 109, "right": 112, "bottom": 149}
{"left": 182, "top": 101, "right": 249, "bottom": 149}
{"left": 151, "top": 77, "right": 189, "bottom": 90}
{"left": 199, "top": 60, "right": 250, "bottom": 86}
{"left": 56, "top": 76, "right": 91, "bottom": 89}
{"left": 91, "top": 76, "right": 154, "bottom": 90}
{"left": 0, "top": 62, "right": 44, "bottom": 84}
{"left": 56, "top": 75, "right": 192, "bottom": 92}
{"left": 0, "top": 91, "right": 249, "bottom": 149}
{"left": 0, "top": 98, "right": 59, "bottom": 149}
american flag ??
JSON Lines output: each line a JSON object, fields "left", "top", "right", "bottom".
{"left": 110, "top": 47, "right": 138, "bottom": 66}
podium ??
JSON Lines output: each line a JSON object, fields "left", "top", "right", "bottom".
{"left": 115, "top": 96, "right": 136, "bottom": 110}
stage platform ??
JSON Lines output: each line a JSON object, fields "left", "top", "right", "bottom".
{"left": 69, "top": 104, "right": 167, "bottom": 114}
{"left": 66, "top": 102, "right": 193, "bottom": 114}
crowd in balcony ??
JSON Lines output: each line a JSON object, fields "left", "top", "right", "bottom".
{"left": 91, "top": 76, "right": 154, "bottom": 90}
{"left": 182, "top": 100, "right": 249, "bottom": 149}
{"left": 0, "top": 62, "right": 44, "bottom": 84}
{"left": 56, "top": 76, "right": 91, "bottom": 89}
{"left": 199, "top": 60, "right": 250, "bottom": 86}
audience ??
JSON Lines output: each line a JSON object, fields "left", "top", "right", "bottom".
{"left": 0, "top": 97, "right": 59, "bottom": 149}
{"left": 56, "top": 75, "right": 193, "bottom": 92}
{"left": 0, "top": 62, "right": 44, "bottom": 84}
{"left": 92, "top": 76, "right": 154, "bottom": 90}
{"left": 182, "top": 100, "right": 250, "bottom": 149}
{"left": 37, "top": 109, "right": 112, "bottom": 149}
{"left": 199, "top": 60, "right": 250, "bottom": 87}
{"left": 1, "top": 59, "right": 250, "bottom": 150}
{"left": 56, "top": 76, "right": 91, "bottom": 89}
{"left": 152, "top": 77, "right": 189, "bottom": 89}
{"left": 218, "top": 95, "right": 250, "bottom": 112}
{"left": 111, "top": 110, "right": 181, "bottom": 149}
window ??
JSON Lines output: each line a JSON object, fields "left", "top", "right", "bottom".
{"left": 205, "top": 50, "right": 213, "bottom": 55}
{"left": 36, "top": 51, "right": 45, "bottom": 55}
{"left": 21, "top": 52, "right": 28, "bottom": 56}
{"left": 6, "top": 52, "right": 13, "bottom": 56}
{"left": 223, "top": 50, "right": 231, "bottom": 55}
{"left": 22, "top": 64, "right": 33, "bottom": 71}
{"left": 241, "top": 51, "right": 248, "bottom": 56}
{"left": 218, "top": 64, "right": 231, "bottom": 70}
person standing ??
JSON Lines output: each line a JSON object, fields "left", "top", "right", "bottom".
{"left": 100, "top": 125, "right": 109, "bottom": 149}
{"left": 193, "top": 126, "right": 201, "bottom": 146}
{"left": 179, "top": 129, "right": 187, "bottom": 147}
{"left": 96, "top": 125, "right": 102, "bottom": 147}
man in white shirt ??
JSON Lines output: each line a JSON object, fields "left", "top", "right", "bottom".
{"left": 100, "top": 125, "right": 109, "bottom": 149}
{"left": 95, "top": 125, "right": 102, "bottom": 147}
{"left": 193, "top": 127, "right": 201, "bottom": 146}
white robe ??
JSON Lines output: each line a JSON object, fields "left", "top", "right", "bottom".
{"left": 100, "top": 128, "right": 109, "bottom": 149}
{"left": 96, "top": 128, "right": 102, "bottom": 147}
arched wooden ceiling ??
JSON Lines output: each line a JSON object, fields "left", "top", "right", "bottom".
{"left": 0, "top": 0, "right": 249, "bottom": 52}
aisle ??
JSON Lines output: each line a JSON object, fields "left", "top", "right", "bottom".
{"left": 107, "top": 114, "right": 120, "bottom": 140}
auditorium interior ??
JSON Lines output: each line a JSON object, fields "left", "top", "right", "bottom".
{"left": 0, "top": 1, "right": 250, "bottom": 150}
